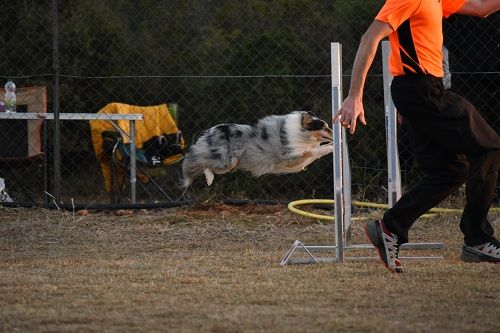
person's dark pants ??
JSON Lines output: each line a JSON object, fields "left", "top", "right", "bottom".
{"left": 383, "top": 75, "right": 500, "bottom": 246}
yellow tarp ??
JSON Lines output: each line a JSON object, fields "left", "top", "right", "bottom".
{"left": 90, "top": 102, "right": 184, "bottom": 192}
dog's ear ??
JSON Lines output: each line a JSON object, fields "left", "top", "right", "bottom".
{"left": 301, "top": 111, "right": 315, "bottom": 127}
{"left": 302, "top": 111, "right": 329, "bottom": 131}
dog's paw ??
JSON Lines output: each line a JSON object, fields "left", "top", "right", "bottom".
{"left": 204, "top": 168, "right": 215, "bottom": 186}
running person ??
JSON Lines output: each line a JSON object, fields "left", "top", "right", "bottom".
{"left": 333, "top": 0, "right": 500, "bottom": 273}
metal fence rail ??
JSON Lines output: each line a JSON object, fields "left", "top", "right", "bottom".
{"left": 1, "top": 1, "right": 498, "bottom": 207}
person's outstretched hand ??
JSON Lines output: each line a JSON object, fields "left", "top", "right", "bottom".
{"left": 332, "top": 95, "right": 367, "bottom": 134}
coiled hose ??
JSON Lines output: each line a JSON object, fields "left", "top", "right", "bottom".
{"left": 288, "top": 199, "right": 500, "bottom": 221}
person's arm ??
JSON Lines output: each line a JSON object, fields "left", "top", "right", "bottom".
{"left": 456, "top": 0, "right": 500, "bottom": 17}
{"left": 333, "top": 20, "right": 393, "bottom": 134}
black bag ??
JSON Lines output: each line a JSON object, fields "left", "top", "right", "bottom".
{"left": 142, "top": 132, "right": 184, "bottom": 166}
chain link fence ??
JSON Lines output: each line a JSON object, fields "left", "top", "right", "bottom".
{"left": 1, "top": 1, "right": 498, "bottom": 207}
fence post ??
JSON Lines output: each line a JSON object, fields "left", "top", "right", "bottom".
{"left": 52, "top": 0, "right": 61, "bottom": 204}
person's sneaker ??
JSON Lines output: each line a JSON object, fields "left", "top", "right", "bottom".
{"left": 364, "top": 220, "right": 404, "bottom": 273}
{"left": 461, "top": 238, "right": 500, "bottom": 263}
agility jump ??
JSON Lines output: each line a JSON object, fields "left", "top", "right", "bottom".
{"left": 280, "top": 42, "right": 445, "bottom": 265}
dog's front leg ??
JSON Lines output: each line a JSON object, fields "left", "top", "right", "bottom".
{"left": 312, "top": 143, "right": 333, "bottom": 158}
{"left": 287, "top": 144, "right": 333, "bottom": 172}
{"left": 280, "top": 151, "right": 315, "bottom": 173}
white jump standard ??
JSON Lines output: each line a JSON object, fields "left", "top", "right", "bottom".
{"left": 280, "top": 42, "right": 444, "bottom": 266}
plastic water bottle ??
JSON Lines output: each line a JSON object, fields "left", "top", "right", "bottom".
{"left": 4, "top": 80, "right": 16, "bottom": 113}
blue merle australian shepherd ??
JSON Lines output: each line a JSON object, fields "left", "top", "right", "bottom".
{"left": 182, "top": 111, "right": 333, "bottom": 187}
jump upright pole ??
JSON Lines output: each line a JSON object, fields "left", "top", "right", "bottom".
{"left": 331, "top": 42, "right": 346, "bottom": 262}
{"left": 382, "top": 41, "right": 402, "bottom": 207}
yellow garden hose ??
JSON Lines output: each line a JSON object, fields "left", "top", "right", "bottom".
{"left": 288, "top": 199, "right": 500, "bottom": 221}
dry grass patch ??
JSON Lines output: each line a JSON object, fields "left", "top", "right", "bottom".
{"left": 0, "top": 204, "right": 499, "bottom": 332}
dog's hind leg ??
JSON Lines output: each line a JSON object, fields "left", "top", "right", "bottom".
{"left": 204, "top": 168, "right": 215, "bottom": 186}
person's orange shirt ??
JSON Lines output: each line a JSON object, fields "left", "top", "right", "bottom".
{"left": 376, "top": 0, "right": 465, "bottom": 77}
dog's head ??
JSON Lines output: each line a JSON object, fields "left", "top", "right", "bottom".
{"left": 298, "top": 111, "right": 333, "bottom": 144}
